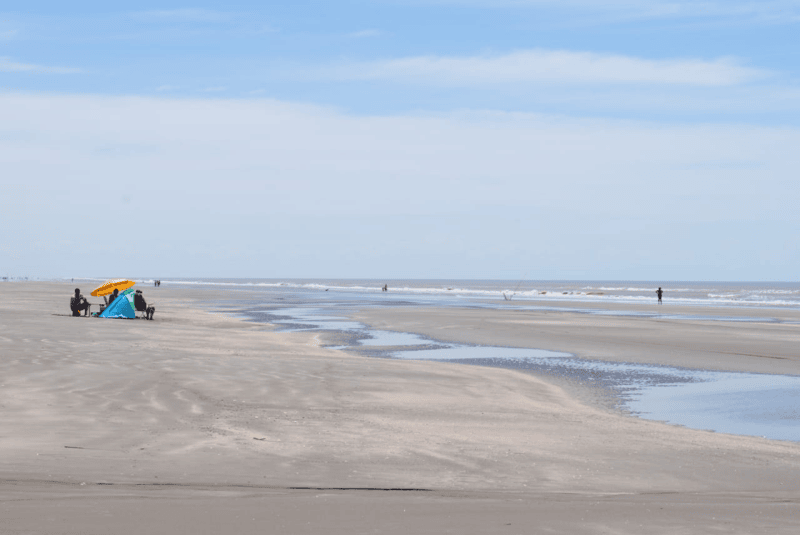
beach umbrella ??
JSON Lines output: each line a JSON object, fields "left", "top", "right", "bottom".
{"left": 91, "top": 279, "right": 136, "bottom": 297}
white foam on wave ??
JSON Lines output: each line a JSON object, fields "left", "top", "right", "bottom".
{"left": 129, "top": 278, "right": 538, "bottom": 299}
{"left": 69, "top": 277, "right": 800, "bottom": 308}
{"left": 586, "top": 286, "right": 714, "bottom": 292}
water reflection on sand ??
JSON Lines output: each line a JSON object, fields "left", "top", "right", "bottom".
{"left": 228, "top": 297, "right": 800, "bottom": 443}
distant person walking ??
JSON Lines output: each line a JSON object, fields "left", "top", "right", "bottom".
{"left": 656, "top": 287, "right": 663, "bottom": 304}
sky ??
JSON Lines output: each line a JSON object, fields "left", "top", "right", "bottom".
{"left": 1, "top": 1, "right": 799, "bottom": 280}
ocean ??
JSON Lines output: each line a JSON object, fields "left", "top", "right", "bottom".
{"left": 87, "top": 278, "right": 800, "bottom": 309}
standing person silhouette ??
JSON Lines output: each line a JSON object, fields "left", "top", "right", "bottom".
{"left": 656, "top": 287, "right": 663, "bottom": 304}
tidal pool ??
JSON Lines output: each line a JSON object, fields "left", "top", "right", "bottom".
{"left": 630, "top": 372, "right": 800, "bottom": 441}
{"left": 391, "top": 345, "right": 800, "bottom": 442}
{"left": 238, "top": 303, "right": 800, "bottom": 443}
{"left": 358, "top": 330, "right": 432, "bottom": 347}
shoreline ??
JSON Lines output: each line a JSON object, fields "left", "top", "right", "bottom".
{"left": 310, "top": 326, "right": 633, "bottom": 422}
{"left": 2, "top": 282, "right": 800, "bottom": 533}
{"left": 351, "top": 303, "right": 800, "bottom": 376}
{"left": 44, "top": 277, "right": 800, "bottom": 312}
{"left": 343, "top": 301, "right": 800, "bottom": 440}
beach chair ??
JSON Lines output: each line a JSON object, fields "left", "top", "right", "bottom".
{"left": 133, "top": 292, "right": 155, "bottom": 320}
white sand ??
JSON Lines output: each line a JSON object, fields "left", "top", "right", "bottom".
{"left": 1, "top": 282, "right": 799, "bottom": 534}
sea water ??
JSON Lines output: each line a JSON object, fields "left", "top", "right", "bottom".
{"left": 77, "top": 277, "right": 800, "bottom": 309}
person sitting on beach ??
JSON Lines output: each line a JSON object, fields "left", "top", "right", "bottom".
{"left": 656, "top": 287, "right": 663, "bottom": 304}
{"left": 107, "top": 288, "right": 119, "bottom": 306}
{"left": 70, "top": 288, "right": 91, "bottom": 317}
{"left": 133, "top": 290, "right": 155, "bottom": 320}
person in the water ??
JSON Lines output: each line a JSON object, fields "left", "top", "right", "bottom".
{"left": 656, "top": 287, "right": 663, "bottom": 304}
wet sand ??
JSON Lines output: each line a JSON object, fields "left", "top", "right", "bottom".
{"left": 353, "top": 300, "right": 800, "bottom": 375}
{"left": 2, "top": 282, "right": 799, "bottom": 534}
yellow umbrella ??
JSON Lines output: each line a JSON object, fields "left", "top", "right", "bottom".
{"left": 91, "top": 279, "right": 136, "bottom": 297}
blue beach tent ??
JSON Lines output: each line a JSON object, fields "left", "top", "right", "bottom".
{"left": 100, "top": 288, "right": 136, "bottom": 319}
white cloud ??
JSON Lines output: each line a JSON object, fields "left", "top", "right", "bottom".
{"left": 0, "top": 93, "right": 796, "bottom": 216}
{"left": 126, "top": 9, "right": 233, "bottom": 23}
{"left": 0, "top": 56, "right": 80, "bottom": 74}
{"left": 1, "top": 92, "right": 798, "bottom": 278}
{"left": 314, "top": 49, "right": 767, "bottom": 87}
{"left": 347, "top": 29, "right": 382, "bottom": 38}
{"left": 54, "top": 9, "right": 278, "bottom": 41}
{"left": 398, "top": 0, "right": 800, "bottom": 26}
{"left": 507, "top": 84, "right": 800, "bottom": 115}
{"left": 630, "top": 0, "right": 800, "bottom": 24}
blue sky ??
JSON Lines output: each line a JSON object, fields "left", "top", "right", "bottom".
{"left": 2, "top": 1, "right": 799, "bottom": 280}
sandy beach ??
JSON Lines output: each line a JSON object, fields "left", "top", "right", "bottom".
{"left": 2, "top": 282, "right": 799, "bottom": 534}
